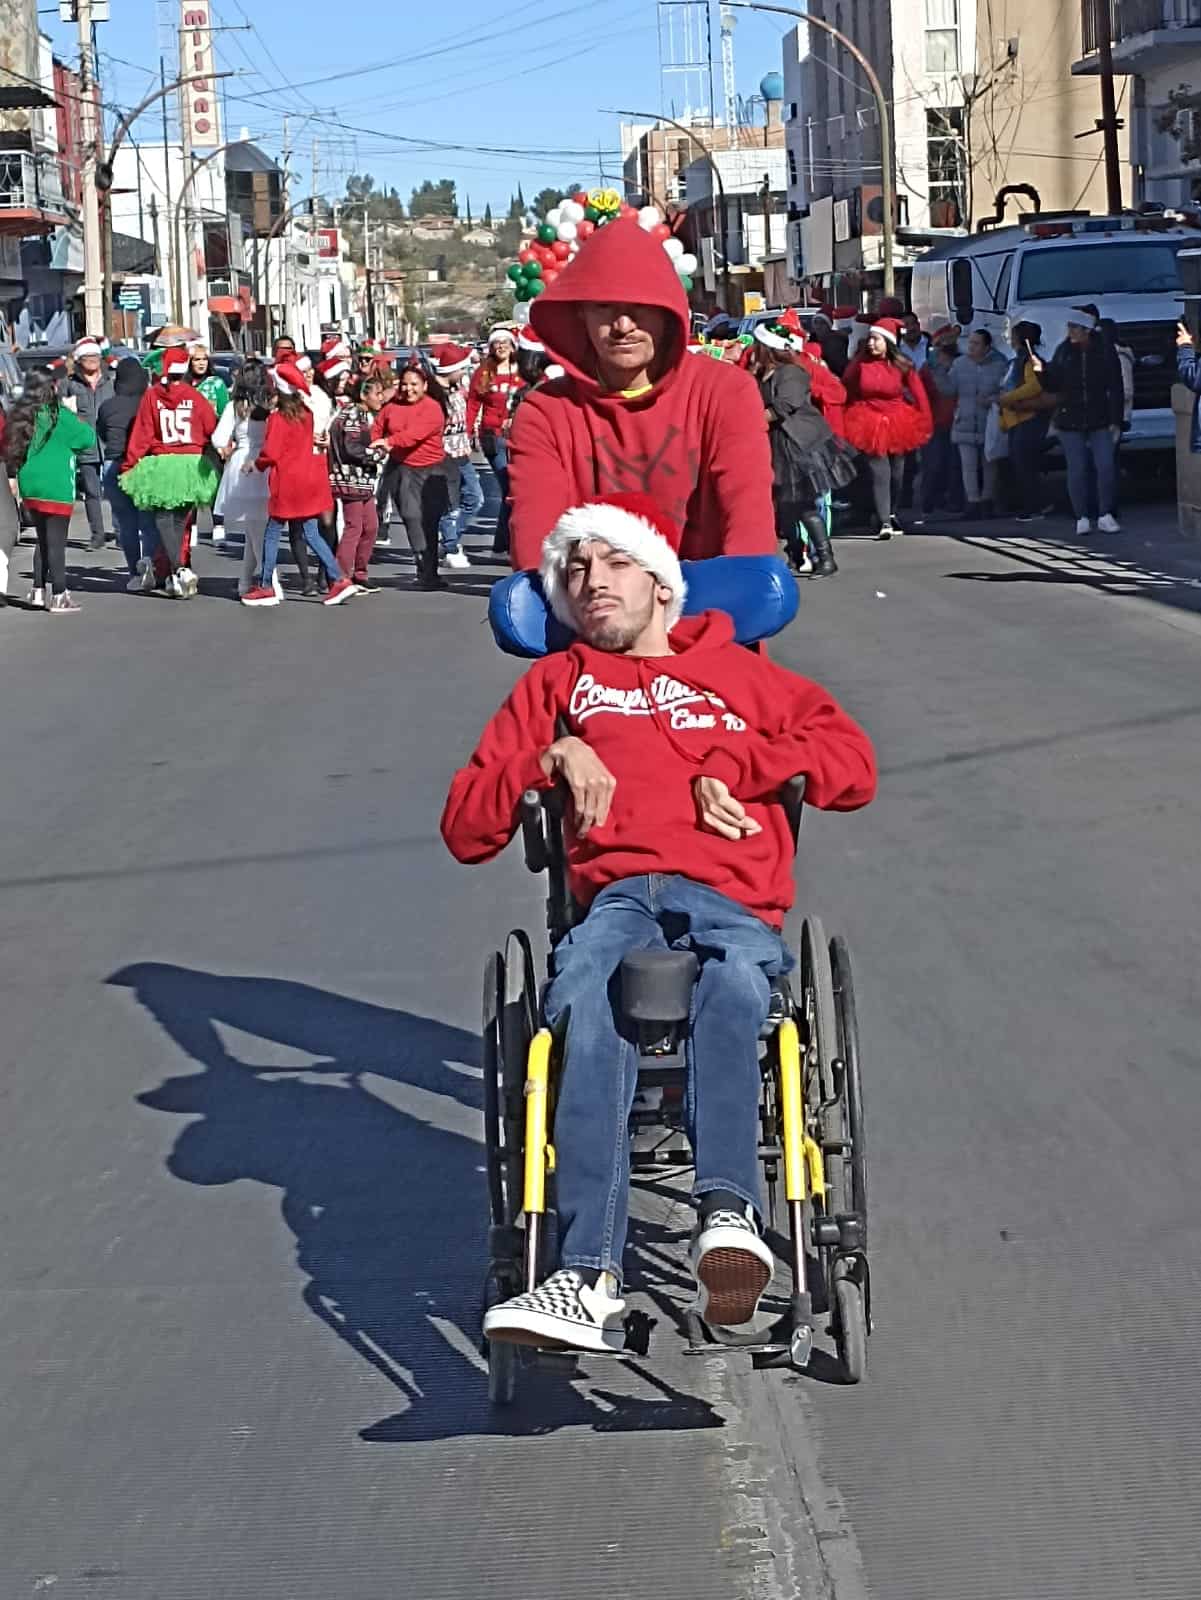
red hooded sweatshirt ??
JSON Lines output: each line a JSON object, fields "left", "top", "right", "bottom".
{"left": 507, "top": 219, "right": 776, "bottom": 572}
{"left": 371, "top": 394, "right": 446, "bottom": 468}
{"left": 255, "top": 407, "right": 334, "bottom": 520}
{"left": 122, "top": 381, "right": 217, "bottom": 472}
{"left": 441, "top": 611, "right": 876, "bottom": 928}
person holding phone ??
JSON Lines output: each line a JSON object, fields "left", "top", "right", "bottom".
{"left": 1038, "top": 307, "right": 1125, "bottom": 536}
{"left": 998, "top": 320, "right": 1051, "bottom": 522}
{"left": 1175, "top": 318, "right": 1201, "bottom": 458}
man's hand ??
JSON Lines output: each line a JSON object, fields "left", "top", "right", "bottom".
{"left": 1178, "top": 320, "right": 1194, "bottom": 348}
{"left": 693, "top": 775, "right": 762, "bottom": 841}
{"left": 540, "top": 736, "right": 616, "bottom": 838}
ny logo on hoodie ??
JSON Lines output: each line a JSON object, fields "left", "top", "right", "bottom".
{"left": 590, "top": 427, "right": 701, "bottom": 528}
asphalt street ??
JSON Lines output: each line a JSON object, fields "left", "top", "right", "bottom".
{"left": 1, "top": 511, "right": 1199, "bottom": 1600}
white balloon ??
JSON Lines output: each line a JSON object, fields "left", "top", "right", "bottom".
{"left": 546, "top": 206, "right": 562, "bottom": 227}
{"left": 663, "top": 236, "right": 684, "bottom": 259}
{"left": 638, "top": 204, "right": 661, "bottom": 230}
{"left": 560, "top": 199, "right": 584, "bottom": 223}
{"left": 677, "top": 251, "right": 698, "bottom": 274}
{"left": 557, "top": 220, "right": 579, "bottom": 242}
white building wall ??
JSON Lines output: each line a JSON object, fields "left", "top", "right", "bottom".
{"left": 110, "top": 144, "right": 226, "bottom": 322}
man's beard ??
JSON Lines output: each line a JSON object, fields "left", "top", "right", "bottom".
{"left": 577, "top": 590, "right": 655, "bottom": 651}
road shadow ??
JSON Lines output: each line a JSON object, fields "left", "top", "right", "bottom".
{"left": 946, "top": 530, "right": 1201, "bottom": 619}
{"left": 112, "top": 961, "right": 721, "bottom": 1440}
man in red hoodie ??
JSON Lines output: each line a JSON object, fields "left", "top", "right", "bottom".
{"left": 442, "top": 492, "right": 876, "bottom": 1353}
{"left": 506, "top": 219, "right": 777, "bottom": 571}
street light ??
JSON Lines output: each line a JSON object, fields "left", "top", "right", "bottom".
{"left": 606, "top": 107, "right": 732, "bottom": 310}
{"left": 725, "top": 0, "right": 895, "bottom": 295}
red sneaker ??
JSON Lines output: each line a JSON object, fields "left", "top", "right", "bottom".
{"left": 322, "top": 575, "right": 359, "bottom": 606}
{"left": 241, "top": 585, "right": 281, "bottom": 608}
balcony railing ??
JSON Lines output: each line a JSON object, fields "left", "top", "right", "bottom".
{"left": 0, "top": 151, "right": 67, "bottom": 217}
{"left": 1082, "top": 0, "right": 1201, "bottom": 53}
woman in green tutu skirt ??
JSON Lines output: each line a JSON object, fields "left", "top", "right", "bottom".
{"left": 120, "top": 343, "right": 220, "bottom": 598}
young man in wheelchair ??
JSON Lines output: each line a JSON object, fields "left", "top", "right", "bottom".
{"left": 441, "top": 492, "right": 876, "bottom": 1353}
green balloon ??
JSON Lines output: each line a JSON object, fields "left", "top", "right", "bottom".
{"left": 524, "top": 259, "right": 543, "bottom": 278}
{"left": 584, "top": 205, "right": 599, "bottom": 222}
{"left": 680, "top": 274, "right": 694, "bottom": 291}
{"left": 537, "top": 222, "right": 557, "bottom": 244}
{"left": 527, "top": 278, "right": 546, "bottom": 296}
{"left": 506, "top": 262, "right": 523, "bottom": 281}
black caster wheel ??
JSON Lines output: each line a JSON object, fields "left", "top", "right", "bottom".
{"left": 833, "top": 1277, "right": 867, "bottom": 1384}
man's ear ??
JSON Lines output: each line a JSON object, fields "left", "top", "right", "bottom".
{"left": 655, "top": 580, "right": 674, "bottom": 607}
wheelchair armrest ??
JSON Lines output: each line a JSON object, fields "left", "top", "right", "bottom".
{"left": 781, "top": 774, "right": 806, "bottom": 849}
{"left": 520, "top": 789, "right": 549, "bottom": 874}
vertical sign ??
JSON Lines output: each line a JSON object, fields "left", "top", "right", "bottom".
{"left": 180, "top": 3, "right": 221, "bottom": 148}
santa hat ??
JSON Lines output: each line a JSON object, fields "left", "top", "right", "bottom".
{"left": 869, "top": 316, "right": 902, "bottom": 346}
{"left": 516, "top": 326, "right": 544, "bottom": 355}
{"left": 160, "top": 344, "right": 191, "bottom": 381}
{"left": 777, "top": 308, "right": 805, "bottom": 338}
{"left": 321, "top": 335, "right": 351, "bottom": 360}
{"left": 317, "top": 353, "right": 351, "bottom": 384}
{"left": 930, "top": 320, "right": 962, "bottom": 346}
{"left": 488, "top": 324, "right": 516, "bottom": 346}
{"left": 271, "top": 360, "right": 311, "bottom": 395}
{"left": 295, "top": 354, "right": 313, "bottom": 375}
{"left": 433, "top": 341, "right": 473, "bottom": 374}
{"left": 1065, "top": 306, "right": 1098, "bottom": 332}
{"left": 753, "top": 323, "right": 792, "bottom": 352}
{"left": 539, "top": 492, "right": 687, "bottom": 632}
{"left": 357, "top": 339, "right": 380, "bottom": 357}
{"left": 73, "top": 337, "right": 102, "bottom": 361}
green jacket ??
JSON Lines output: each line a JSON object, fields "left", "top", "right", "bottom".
{"left": 16, "top": 403, "right": 98, "bottom": 506}
{"left": 196, "top": 373, "right": 230, "bottom": 416}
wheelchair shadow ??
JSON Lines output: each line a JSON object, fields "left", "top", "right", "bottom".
{"left": 113, "top": 962, "right": 723, "bottom": 1441}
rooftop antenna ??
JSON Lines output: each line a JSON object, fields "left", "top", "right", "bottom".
{"left": 657, "top": 0, "right": 714, "bottom": 124}
{"left": 720, "top": 3, "right": 738, "bottom": 146}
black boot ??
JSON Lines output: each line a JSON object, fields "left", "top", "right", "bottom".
{"left": 802, "top": 512, "right": 838, "bottom": 577}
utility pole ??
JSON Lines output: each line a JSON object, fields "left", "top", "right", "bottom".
{"left": 364, "top": 205, "right": 375, "bottom": 339}
{"left": 178, "top": 29, "right": 197, "bottom": 331}
{"left": 1093, "top": 0, "right": 1124, "bottom": 213}
{"left": 762, "top": 170, "right": 772, "bottom": 255}
{"left": 280, "top": 114, "right": 291, "bottom": 340}
{"left": 77, "top": 0, "right": 104, "bottom": 332}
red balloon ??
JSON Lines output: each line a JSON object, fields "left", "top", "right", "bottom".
{"left": 542, "top": 268, "right": 560, "bottom": 286}
{"left": 551, "top": 239, "right": 570, "bottom": 260}
{"left": 619, "top": 203, "right": 636, "bottom": 218}
{"left": 518, "top": 246, "right": 533, "bottom": 264}
{"left": 576, "top": 219, "right": 595, "bottom": 239}
{"left": 572, "top": 191, "right": 588, "bottom": 206}
{"left": 652, "top": 222, "right": 671, "bottom": 241}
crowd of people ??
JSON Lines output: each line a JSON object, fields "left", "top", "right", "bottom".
{"left": 0, "top": 219, "right": 1139, "bottom": 614}
{"left": 0, "top": 323, "right": 565, "bottom": 614}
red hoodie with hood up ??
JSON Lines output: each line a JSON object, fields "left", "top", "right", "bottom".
{"left": 441, "top": 611, "right": 876, "bottom": 928}
{"left": 507, "top": 219, "right": 776, "bottom": 572}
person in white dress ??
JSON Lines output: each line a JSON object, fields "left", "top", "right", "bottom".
{"left": 211, "top": 360, "right": 278, "bottom": 599}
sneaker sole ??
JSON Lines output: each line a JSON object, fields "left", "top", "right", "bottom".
{"left": 483, "top": 1307, "right": 625, "bottom": 1354}
{"left": 694, "top": 1246, "right": 773, "bottom": 1326}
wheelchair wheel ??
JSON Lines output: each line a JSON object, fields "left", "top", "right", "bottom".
{"left": 484, "top": 1273, "right": 519, "bottom": 1406}
{"left": 833, "top": 1276, "right": 867, "bottom": 1384}
{"left": 482, "top": 933, "right": 537, "bottom": 1229}
{"left": 800, "top": 917, "right": 838, "bottom": 1106}
{"left": 830, "top": 935, "right": 868, "bottom": 1231}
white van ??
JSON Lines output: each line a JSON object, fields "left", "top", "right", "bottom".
{"left": 910, "top": 214, "right": 1199, "bottom": 450}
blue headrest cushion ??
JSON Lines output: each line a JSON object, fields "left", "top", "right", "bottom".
{"left": 489, "top": 555, "right": 799, "bottom": 658}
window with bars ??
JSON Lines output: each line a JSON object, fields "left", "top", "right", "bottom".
{"left": 926, "top": 106, "right": 965, "bottom": 226}
{"left": 925, "top": 0, "right": 959, "bottom": 73}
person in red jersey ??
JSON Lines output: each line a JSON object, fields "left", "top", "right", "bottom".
{"left": 442, "top": 492, "right": 875, "bottom": 1353}
{"left": 506, "top": 218, "right": 776, "bottom": 571}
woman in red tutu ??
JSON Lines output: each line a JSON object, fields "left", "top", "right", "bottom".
{"left": 842, "top": 316, "right": 932, "bottom": 539}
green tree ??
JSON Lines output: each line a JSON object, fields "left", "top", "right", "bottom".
{"left": 532, "top": 186, "right": 565, "bottom": 218}
{"left": 483, "top": 201, "right": 493, "bottom": 227}
{"left": 482, "top": 285, "right": 515, "bottom": 329}
{"left": 410, "top": 178, "right": 458, "bottom": 218}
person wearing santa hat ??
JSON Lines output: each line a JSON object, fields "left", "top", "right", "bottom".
{"left": 506, "top": 217, "right": 776, "bottom": 571}
{"left": 468, "top": 326, "right": 524, "bottom": 556}
{"left": 329, "top": 370, "right": 386, "bottom": 589}
{"left": 311, "top": 344, "right": 353, "bottom": 577}
{"left": 442, "top": 490, "right": 877, "bottom": 1352}
{"left": 841, "top": 317, "right": 933, "bottom": 539}
{"left": 430, "top": 342, "right": 483, "bottom": 569}
{"left": 243, "top": 362, "right": 357, "bottom": 607}
{"left": 120, "top": 344, "right": 220, "bottom": 597}
{"left": 63, "top": 335, "right": 114, "bottom": 551}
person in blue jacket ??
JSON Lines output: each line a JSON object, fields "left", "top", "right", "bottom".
{"left": 1176, "top": 318, "right": 1201, "bottom": 450}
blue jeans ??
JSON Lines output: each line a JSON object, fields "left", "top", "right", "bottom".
{"left": 261, "top": 517, "right": 340, "bottom": 587}
{"left": 480, "top": 430, "right": 510, "bottom": 551}
{"left": 102, "top": 459, "right": 158, "bottom": 574}
{"left": 916, "top": 430, "right": 962, "bottom": 514}
{"left": 1059, "top": 427, "right": 1116, "bottom": 520}
{"left": 545, "top": 875, "right": 792, "bottom": 1283}
{"left": 438, "top": 458, "right": 484, "bottom": 552}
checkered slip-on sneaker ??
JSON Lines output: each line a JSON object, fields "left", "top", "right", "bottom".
{"left": 483, "top": 1269, "right": 627, "bottom": 1353}
{"left": 690, "top": 1208, "right": 775, "bottom": 1327}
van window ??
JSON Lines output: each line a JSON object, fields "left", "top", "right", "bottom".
{"left": 994, "top": 253, "right": 1013, "bottom": 309}
{"left": 1016, "top": 241, "right": 1183, "bottom": 300}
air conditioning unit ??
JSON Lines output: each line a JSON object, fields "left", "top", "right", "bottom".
{"left": 856, "top": 105, "right": 878, "bottom": 130}
{"left": 833, "top": 198, "right": 851, "bottom": 242}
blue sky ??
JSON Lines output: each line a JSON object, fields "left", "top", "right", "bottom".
{"left": 42, "top": 0, "right": 795, "bottom": 213}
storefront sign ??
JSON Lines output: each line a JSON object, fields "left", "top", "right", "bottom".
{"left": 180, "top": 3, "right": 222, "bottom": 148}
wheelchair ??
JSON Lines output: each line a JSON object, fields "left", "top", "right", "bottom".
{"left": 480, "top": 557, "right": 871, "bottom": 1406}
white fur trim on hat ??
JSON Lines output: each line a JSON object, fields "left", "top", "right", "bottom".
{"left": 73, "top": 339, "right": 102, "bottom": 360}
{"left": 539, "top": 501, "right": 687, "bottom": 632}
{"left": 1065, "top": 308, "right": 1097, "bottom": 332}
{"left": 489, "top": 325, "right": 516, "bottom": 346}
{"left": 869, "top": 322, "right": 898, "bottom": 346}
{"left": 753, "top": 324, "right": 791, "bottom": 352}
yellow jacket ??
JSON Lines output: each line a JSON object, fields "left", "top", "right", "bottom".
{"left": 998, "top": 359, "right": 1044, "bottom": 432}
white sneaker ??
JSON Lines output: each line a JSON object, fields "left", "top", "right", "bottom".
{"left": 177, "top": 566, "right": 199, "bottom": 598}
{"left": 27, "top": 587, "right": 45, "bottom": 609}
{"left": 443, "top": 549, "right": 471, "bottom": 569}
{"left": 271, "top": 570, "right": 284, "bottom": 599}
{"left": 127, "top": 573, "right": 145, "bottom": 592}
{"left": 1075, "top": 517, "right": 1093, "bottom": 536}
{"left": 483, "top": 1268, "right": 627, "bottom": 1353}
{"left": 1097, "top": 513, "right": 1121, "bottom": 534}
{"left": 690, "top": 1206, "right": 774, "bottom": 1327}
